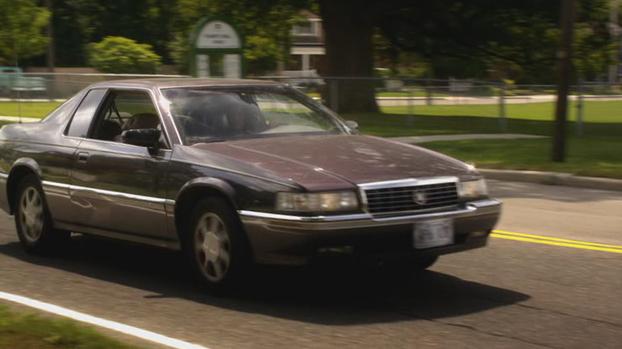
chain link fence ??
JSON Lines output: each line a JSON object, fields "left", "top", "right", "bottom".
{"left": 260, "top": 76, "right": 622, "bottom": 135}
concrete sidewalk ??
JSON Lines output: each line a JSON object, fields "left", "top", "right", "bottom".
{"left": 0, "top": 116, "right": 40, "bottom": 123}
{"left": 390, "top": 133, "right": 547, "bottom": 144}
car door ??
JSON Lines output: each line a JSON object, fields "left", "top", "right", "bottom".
{"left": 68, "top": 88, "right": 172, "bottom": 241}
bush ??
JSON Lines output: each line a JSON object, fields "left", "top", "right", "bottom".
{"left": 88, "top": 36, "right": 161, "bottom": 74}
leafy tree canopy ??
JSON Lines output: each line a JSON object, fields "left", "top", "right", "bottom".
{"left": 377, "top": 0, "right": 617, "bottom": 82}
{"left": 0, "top": 0, "right": 50, "bottom": 65}
{"left": 50, "top": 0, "right": 176, "bottom": 66}
{"left": 88, "top": 36, "right": 161, "bottom": 74}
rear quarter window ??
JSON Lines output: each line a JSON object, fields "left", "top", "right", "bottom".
{"left": 66, "top": 89, "right": 107, "bottom": 138}
{"left": 41, "top": 95, "right": 80, "bottom": 124}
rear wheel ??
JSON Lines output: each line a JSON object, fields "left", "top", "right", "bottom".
{"left": 182, "top": 197, "right": 250, "bottom": 292}
{"left": 14, "top": 175, "right": 70, "bottom": 253}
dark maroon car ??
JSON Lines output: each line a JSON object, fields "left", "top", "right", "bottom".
{"left": 0, "top": 79, "right": 501, "bottom": 290}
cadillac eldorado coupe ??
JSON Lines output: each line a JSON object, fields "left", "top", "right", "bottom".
{"left": 0, "top": 78, "right": 501, "bottom": 290}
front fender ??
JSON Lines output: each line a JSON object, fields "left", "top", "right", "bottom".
{"left": 176, "top": 177, "right": 236, "bottom": 206}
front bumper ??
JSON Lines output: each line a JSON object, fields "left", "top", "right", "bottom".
{"left": 239, "top": 199, "right": 502, "bottom": 266}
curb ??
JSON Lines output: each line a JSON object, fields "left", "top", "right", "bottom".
{"left": 479, "top": 169, "right": 622, "bottom": 192}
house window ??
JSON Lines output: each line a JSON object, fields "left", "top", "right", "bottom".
{"left": 293, "top": 21, "right": 315, "bottom": 35}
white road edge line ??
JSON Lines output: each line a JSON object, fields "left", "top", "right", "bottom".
{"left": 0, "top": 291, "right": 209, "bottom": 349}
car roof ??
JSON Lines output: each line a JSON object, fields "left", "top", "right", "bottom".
{"left": 88, "top": 77, "right": 283, "bottom": 90}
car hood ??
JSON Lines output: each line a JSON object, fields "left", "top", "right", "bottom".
{"left": 189, "top": 135, "right": 479, "bottom": 191}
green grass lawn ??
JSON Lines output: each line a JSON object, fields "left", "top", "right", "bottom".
{"left": 342, "top": 112, "right": 622, "bottom": 137}
{"left": 342, "top": 110, "right": 622, "bottom": 178}
{"left": 381, "top": 100, "right": 622, "bottom": 123}
{"left": 0, "top": 304, "right": 144, "bottom": 349}
{"left": 0, "top": 101, "right": 61, "bottom": 118}
{"left": 421, "top": 137, "right": 622, "bottom": 179}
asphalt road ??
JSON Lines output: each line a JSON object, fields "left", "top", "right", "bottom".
{"left": 0, "top": 180, "right": 620, "bottom": 349}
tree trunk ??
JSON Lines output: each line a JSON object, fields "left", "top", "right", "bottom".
{"left": 552, "top": 0, "right": 576, "bottom": 162}
{"left": 319, "top": 0, "right": 379, "bottom": 113}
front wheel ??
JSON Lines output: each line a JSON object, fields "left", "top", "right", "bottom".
{"left": 14, "top": 175, "right": 70, "bottom": 253}
{"left": 183, "top": 197, "right": 250, "bottom": 292}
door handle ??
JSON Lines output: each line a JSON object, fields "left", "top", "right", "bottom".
{"left": 77, "top": 152, "right": 90, "bottom": 163}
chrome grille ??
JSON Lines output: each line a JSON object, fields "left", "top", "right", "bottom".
{"left": 363, "top": 181, "right": 459, "bottom": 215}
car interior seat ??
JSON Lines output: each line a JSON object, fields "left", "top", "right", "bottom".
{"left": 94, "top": 119, "right": 122, "bottom": 141}
{"left": 122, "top": 113, "right": 160, "bottom": 130}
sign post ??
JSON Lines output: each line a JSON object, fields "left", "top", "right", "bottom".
{"left": 191, "top": 18, "right": 243, "bottom": 78}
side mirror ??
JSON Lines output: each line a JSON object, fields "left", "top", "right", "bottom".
{"left": 345, "top": 120, "right": 359, "bottom": 132}
{"left": 121, "top": 128, "right": 161, "bottom": 148}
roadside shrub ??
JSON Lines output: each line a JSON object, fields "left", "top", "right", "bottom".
{"left": 88, "top": 36, "right": 161, "bottom": 74}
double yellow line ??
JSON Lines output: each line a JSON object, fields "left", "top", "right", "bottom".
{"left": 491, "top": 229, "right": 622, "bottom": 254}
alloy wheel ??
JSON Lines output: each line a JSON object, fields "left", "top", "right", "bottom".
{"left": 194, "top": 212, "right": 231, "bottom": 282}
{"left": 19, "top": 187, "right": 44, "bottom": 242}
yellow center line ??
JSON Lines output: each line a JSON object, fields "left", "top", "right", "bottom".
{"left": 493, "top": 229, "right": 622, "bottom": 249}
{"left": 491, "top": 230, "right": 622, "bottom": 254}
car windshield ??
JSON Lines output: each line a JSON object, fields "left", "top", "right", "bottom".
{"left": 161, "top": 86, "right": 344, "bottom": 145}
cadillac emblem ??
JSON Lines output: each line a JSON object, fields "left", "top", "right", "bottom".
{"left": 413, "top": 190, "right": 427, "bottom": 205}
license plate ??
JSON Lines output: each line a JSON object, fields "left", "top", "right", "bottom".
{"left": 413, "top": 219, "right": 454, "bottom": 249}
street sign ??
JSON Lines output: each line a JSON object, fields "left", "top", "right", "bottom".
{"left": 191, "top": 18, "right": 243, "bottom": 78}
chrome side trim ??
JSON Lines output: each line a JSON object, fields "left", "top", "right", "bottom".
{"left": 54, "top": 221, "right": 181, "bottom": 250}
{"left": 41, "top": 180, "right": 175, "bottom": 205}
{"left": 358, "top": 176, "right": 459, "bottom": 190}
{"left": 70, "top": 185, "right": 168, "bottom": 204}
{"left": 41, "top": 181, "right": 71, "bottom": 189}
{"left": 238, "top": 210, "right": 371, "bottom": 222}
{"left": 238, "top": 199, "right": 501, "bottom": 231}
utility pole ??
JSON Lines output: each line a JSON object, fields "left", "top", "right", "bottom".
{"left": 45, "top": 0, "right": 55, "bottom": 72}
{"left": 552, "top": 0, "right": 576, "bottom": 162}
{"left": 609, "top": 0, "right": 620, "bottom": 84}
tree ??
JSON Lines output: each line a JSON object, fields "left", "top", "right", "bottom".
{"left": 49, "top": 0, "right": 177, "bottom": 67}
{"left": 318, "top": 0, "right": 616, "bottom": 112}
{"left": 0, "top": 0, "right": 50, "bottom": 65}
{"left": 88, "top": 36, "right": 161, "bottom": 74}
{"left": 553, "top": 0, "right": 577, "bottom": 163}
{"left": 319, "top": 0, "right": 379, "bottom": 113}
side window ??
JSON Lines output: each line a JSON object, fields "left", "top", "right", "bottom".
{"left": 90, "top": 90, "right": 165, "bottom": 146}
{"left": 66, "top": 89, "right": 107, "bottom": 137}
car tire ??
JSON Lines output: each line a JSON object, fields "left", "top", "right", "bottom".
{"left": 14, "top": 175, "right": 70, "bottom": 254}
{"left": 182, "top": 197, "right": 250, "bottom": 293}
{"left": 413, "top": 255, "right": 439, "bottom": 271}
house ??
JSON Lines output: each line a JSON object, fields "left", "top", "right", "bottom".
{"left": 287, "top": 11, "right": 325, "bottom": 74}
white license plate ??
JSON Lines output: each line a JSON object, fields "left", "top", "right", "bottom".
{"left": 413, "top": 219, "right": 454, "bottom": 249}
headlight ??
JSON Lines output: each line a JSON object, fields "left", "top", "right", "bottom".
{"left": 457, "top": 179, "right": 488, "bottom": 199}
{"left": 276, "top": 191, "right": 359, "bottom": 212}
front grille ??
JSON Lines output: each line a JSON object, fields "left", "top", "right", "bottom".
{"left": 364, "top": 182, "right": 459, "bottom": 215}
